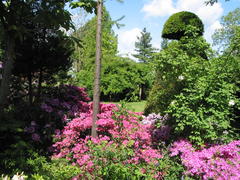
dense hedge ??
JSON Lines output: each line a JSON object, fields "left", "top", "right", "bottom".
{"left": 162, "top": 11, "right": 204, "bottom": 40}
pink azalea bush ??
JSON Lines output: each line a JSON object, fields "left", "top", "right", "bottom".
{"left": 170, "top": 139, "right": 240, "bottom": 180}
{"left": 52, "top": 104, "right": 163, "bottom": 179}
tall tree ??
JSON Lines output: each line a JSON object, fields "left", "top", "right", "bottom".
{"left": 0, "top": 0, "right": 97, "bottom": 111}
{"left": 0, "top": 0, "right": 74, "bottom": 109}
{"left": 71, "top": 0, "right": 122, "bottom": 137}
{"left": 212, "top": 8, "right": 240, "bottom": 54}
{"left": 72, "top": 8, "right": 118, "bottom": 96}
{"left": 133, "top": 27, "right": 155, "bottom": 63}
{"left": 91, "top": 0, "right": 103, "bottom": 137}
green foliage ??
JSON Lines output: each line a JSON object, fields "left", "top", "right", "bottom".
{"left": 133, "top": 27, "right": 156, "bottom": 63}
{"left": 145, "top": 29, "right": 211, "bottom": 114}
{"left": 70, "top": 1, "right": 97, "bottom": 14}
{"left": 162, "top": 11, "right": 204, "bottom": 40}
{"left": 101, "top": 57, "right": 153, "bottom": 101}
{"left": 213, "top": 8, "right": 240, "bottom": 54}
{"left": 0, "top": 139, "right": 35, "bottom": 175}
{"left": 27, "top": 156, "right": 81, "bottom": 180}
{"left": 205, "top": 0, "right": 230, "bottom": 5}
{"left": 82, "top": 138, "right": 162, "bottom": 179}
{"left": 146, "top": 28, "right": 240, "bottom": 145}
{"left": 1, "top": 152, "right": 81, "bottom": 180}
{"left": 167, "top": 56, "right": 240, "bottom": 145}
{"left": 71, "top": 8, "right": 117, "bottom": 97}
{"left": 158, "top": 155, "right": 186, "bottom": 180}
{"left": 72, "top": 10, "right": 153, "bottom": 101}
{"left": 0, "top": 122, "right": 80, "bottom": 180}
{"left": 145, "top": 25, "right": 240, "bottom": 145}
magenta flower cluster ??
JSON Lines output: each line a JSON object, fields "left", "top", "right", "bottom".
{"left": 170, "top": 139, "right": 240, "bottom": 180}
{"left": 52, "top": 104, "right": 162, "bottom": 177}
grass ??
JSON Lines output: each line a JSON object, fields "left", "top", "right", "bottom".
{"left": 103, "top": 101, "right": 146, "bottom": 113}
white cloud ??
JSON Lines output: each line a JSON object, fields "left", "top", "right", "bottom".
{"left": 142, "top": 0, "right": 176, "bottom": 17}
{"left": 117, "top": 28, "right": 141, "bottom": 59}
{"left": 142, "top": 0, "right": 223, "bottom": 24}
{"left": 204, "top": 20, "right": 222, "bottom": 43}
{"left": 142, "top": 0, "right": 224, "bottom": 43}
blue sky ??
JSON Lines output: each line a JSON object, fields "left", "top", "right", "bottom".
{"left": 103, "top": 0, "right": 240, "bottom": 58}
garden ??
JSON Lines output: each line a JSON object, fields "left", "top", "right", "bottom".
{"left": 0, "top": 0, "right": 240, "bottom": 180}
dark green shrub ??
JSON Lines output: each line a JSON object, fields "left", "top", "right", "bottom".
{"left": 162, "top": 11, "right": 204, "bottom": 40}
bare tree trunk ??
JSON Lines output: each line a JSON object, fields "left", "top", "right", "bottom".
{"left": 0, "top": 35, "right": 15, "bottom": 110}
{"left": 91, "top": 0, "right": 103, "bottom": 138}
{"left": 139, "top": 85, "right": 142, "bottom": 100}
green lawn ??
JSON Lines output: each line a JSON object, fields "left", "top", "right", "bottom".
{"left": 103, "top": 101, "right": 146, "bottom": 113}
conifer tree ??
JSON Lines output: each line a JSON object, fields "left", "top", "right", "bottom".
{"left": 133, "top": 28, "right": 155, "bottom": 63}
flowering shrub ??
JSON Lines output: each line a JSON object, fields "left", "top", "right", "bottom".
{"left": 142, "top": 113, "right": 171, "bottom": 143}
{"left": 170, "top": 139, "right": 240, "bottom": 180}
{"left": 24, "top": 85, "right": 90, "bottom": 149}
{"left": 52, "top": 104, "right": 163, "bottom": 179}
{"left": 41, "top": 85, "right": 90, "bottom": 121}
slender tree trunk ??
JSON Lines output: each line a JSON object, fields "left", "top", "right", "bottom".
{"left": 91, "top": 0, "right": 103, "bottom": 138}
{"left": 0, "top": 35, "right": 15, "bottom": 110}
{"left": 139, "top": 84, "right": 142, "bottom": 100}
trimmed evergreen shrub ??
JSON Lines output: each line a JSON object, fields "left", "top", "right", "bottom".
{"left": 162, "top": 11, "right": 204, "bottom": 40}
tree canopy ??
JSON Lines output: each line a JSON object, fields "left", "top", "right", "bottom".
{"left": 213, "top": 8, "right": 240, "bottom": 54}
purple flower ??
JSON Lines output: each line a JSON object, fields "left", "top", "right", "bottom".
{"left": 31, "top": 121, "right": 37, "bottom": 126}
{"left": 41, "top": 103, "right": 53, "bottom": 113}
{"left": 24, "top": 126, "right": 35, "bottom": 133}
{"left": 32, "top": 133, "right": 40, "bottom": 141}
{"left": 152, "top": 125, "right": 171, "bottom": 141}
{"left": 50, "top": 98, "right": 60, "bottom": 106}
{"left": 44, "top": 124, "right": 51, "bottom": 128}
{"left": 55, "top": 129, "right": 61, "bottom": 135}
{"left": 61, "top": 102, "right": 71, "bottom": 109}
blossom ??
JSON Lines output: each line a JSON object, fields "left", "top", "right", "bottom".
{"left": 170, "top": 139, "right": 240, "bottom": 179}
{"left": 178, "top": 75, "right": 184, "bottom": 80}
{"left": 31, "top": 121, "right": 37, "bottom": 126}
{"left": 228, "top": 100, "right": 235, "bottom": 106}
{"left": 12, "top": 173, "right": 25, "bottom": 180}
{"left": 52, "top": 103, "right": 163, "bottom": 177}
{"left": 44, "top": 124, "right": 51, "bottom": 128}
{"left": 31, "top": 133, "right": 40, "bottom": 141}
{"left": 24, "top": 126, "right": 35, "bottom": 133}
{"left": 54, "top": 129, "right": 61, "bottom": 135}
{"left": 170, "top": 100, "right": 176, "bottom": 105}
{"left": 40, "top": 103, "right": 53, "bottom": 113}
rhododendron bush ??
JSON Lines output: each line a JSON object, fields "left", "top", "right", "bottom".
{"left": 170, "top": 139, "right": 240, "bottom": 180}
{"left": 24, "top": 85, "right": 90, "bottom": 148}
{"left": 52, "top": 104, "right": 164, "bottom": 178}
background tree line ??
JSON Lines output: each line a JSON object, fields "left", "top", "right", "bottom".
{"left": 70, "top": 9, "right": 155, "bottom": 102}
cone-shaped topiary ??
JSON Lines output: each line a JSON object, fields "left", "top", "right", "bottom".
{"left": 162, "top": 11, "right": 204, "bottom": 40}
